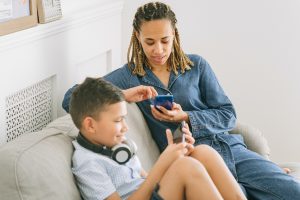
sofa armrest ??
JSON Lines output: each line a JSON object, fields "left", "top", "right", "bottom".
{"left": 229, "top": 121, "right": 271, "bottom": 160}
{"left": 278, "top": 162, "right": 300, "bottom": 180}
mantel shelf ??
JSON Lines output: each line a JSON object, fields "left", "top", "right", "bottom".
{"left": 0, "top": 0, "right": 123, "bottom": 53}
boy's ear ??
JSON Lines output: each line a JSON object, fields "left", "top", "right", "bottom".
{"left": 82, "top": 117, "right": 96, "bottom": 134}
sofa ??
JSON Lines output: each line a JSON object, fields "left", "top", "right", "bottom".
{"left": 0, "top": 103, "right": 299, "bottom": 200}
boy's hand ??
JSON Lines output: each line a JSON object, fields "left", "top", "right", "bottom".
{"left": 157, "top": 129, "right": 187, "bottom": 168}
{"left": 181, "top": 123, "right": 195, "bottom": 156}
{"left": 123, "top": 86, "right": 158, "bottom": 103}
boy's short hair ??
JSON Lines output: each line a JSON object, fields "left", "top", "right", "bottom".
{"left": 69, "top": 77, "right": 124, "bottom": 129}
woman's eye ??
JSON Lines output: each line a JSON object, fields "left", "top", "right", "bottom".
{"left": 162, "top": 40, "right": 169, "bottom": 44}
{"left": 146, "top": 42, "right": 154, "bottom": 46}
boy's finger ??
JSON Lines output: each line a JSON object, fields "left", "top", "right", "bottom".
{"left": 166, "top": 129, "right": 174, "bottom": 145}
{"left": 181, "top": 127, "right": 191, "bottom": 135}
{"left": 184, "top": 134, "right": 195, "bottom": 144}
{"left": 183, "top": 123, "right": 189, "bottom": 130}
{"left": 145, "top": 87, "right": 153, "bottom": 99}
{"left": 150, "top": 86, "right": 158, "bottom": 96}
{"left": 185, "top": 143, "right": 194, "bottom": 155}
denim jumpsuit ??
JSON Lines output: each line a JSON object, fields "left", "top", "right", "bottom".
{"left": 63, "top": 54, "right": 300, "bottom": 199}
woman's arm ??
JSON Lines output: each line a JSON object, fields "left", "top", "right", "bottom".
{"left": 186, "top": 57, "right": 236, "bottom": 137}
{"left": 62, "top": 84, "right": 78, "bottom": 113}
{"left": 150, "top": 55, "right": 236, "bottom": 137}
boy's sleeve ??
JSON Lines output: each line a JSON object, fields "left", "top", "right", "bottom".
{"left": 72, "top": 160, "right": 116, "bottom": 200}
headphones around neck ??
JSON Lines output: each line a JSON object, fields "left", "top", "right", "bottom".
{"left": 76, "top": 133, "right": 137, "bottom": 165}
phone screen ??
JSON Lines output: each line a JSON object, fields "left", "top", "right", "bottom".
{"left": 154, "top": 95, "right": 174, "bottom": 110}
{"left": 173, "top": 121, "right": 186, "bottom": 143}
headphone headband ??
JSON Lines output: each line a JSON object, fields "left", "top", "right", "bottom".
{"left": 76, "top": 132, "right": 112, "bottom": 157}
{"left": 76, "top": 132, "right": 136, "bottom": 164}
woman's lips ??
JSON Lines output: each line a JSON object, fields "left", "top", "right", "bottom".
{"left": 151, "top": 55, "right": 165, "bottom": 63}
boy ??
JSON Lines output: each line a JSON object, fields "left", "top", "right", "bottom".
{"left": 69, "top": 77, "right": 246, "bottom": 200}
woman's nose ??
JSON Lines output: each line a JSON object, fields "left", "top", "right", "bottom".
{"left": 153, "top": 42, "right": 163, "bottom": 54}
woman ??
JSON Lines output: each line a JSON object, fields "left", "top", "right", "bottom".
{"left": 63, "top": 2, "right": 300, "bottom": 199}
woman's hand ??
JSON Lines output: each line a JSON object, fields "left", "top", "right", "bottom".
{"left": 150, "top": 102, "right": 189, "bottom": 123}
{"left": 123, "top": 85, "right": 158, "bottom": 103}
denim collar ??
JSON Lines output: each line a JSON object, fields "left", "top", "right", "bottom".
{"left": 141, "top": 65, "right": 183, "bottom": 93}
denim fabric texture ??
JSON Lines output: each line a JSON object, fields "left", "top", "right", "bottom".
{"left": 62, "top": 54, "right": 300, "bottom": 199}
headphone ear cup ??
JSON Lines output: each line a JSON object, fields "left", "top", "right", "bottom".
{"left": 123, "top": 138, "right": 137, "bottom": 155}
{"left": 111, "top": 143, "right": 132, "bottom": 164}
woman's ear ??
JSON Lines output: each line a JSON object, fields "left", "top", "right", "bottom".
{"left": 172, "top": 29, "right": 176, "bottom": 45}
{"left": 82, "top": 117, "right": 96, "bottom": 134}
{"left": 135, "top": 31, "right": 140, "bottom": 42}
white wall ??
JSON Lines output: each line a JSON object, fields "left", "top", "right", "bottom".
{"left": 122, "top": 0, "right": 300, "bottom": 163}
{"left": 0, "top": 0, "right": 124, "bottom": 144}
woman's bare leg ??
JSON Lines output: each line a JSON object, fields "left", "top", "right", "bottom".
{"left": 190, "top": 145, "right": 247, "bottom": 200}
{"left": 158, "top": 157, "right": 223, "bottom": 200}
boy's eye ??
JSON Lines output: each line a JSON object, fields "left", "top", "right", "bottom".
{"left": 115, "top": 117, "right": 125, "bottom": 122}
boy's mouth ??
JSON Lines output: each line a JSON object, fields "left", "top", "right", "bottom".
{"left": 116, "top": 134, "right": 125, "bottom": 141}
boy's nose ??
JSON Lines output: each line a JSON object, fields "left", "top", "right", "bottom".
{"left": 121, "top": 121, "right": 129, "bottom": 132}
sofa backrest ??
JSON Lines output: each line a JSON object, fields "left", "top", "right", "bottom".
{"left": 0, "top": 102, "right": 160, "bottom": 200}
{"left": 0, "top": 129, "right": 81, "bottom": 200}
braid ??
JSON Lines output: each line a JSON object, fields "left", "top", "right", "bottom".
{"left": 128, "top": 2, "right": 194, "bottom": 76}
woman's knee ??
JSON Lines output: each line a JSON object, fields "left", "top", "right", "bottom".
{"left": 193, "top": 144, "right": 220, "bottom": 157}
{"left": 190, "top": 144, "right": 223, "bottom": 165}
{"left": 171, "top": 157, "right": 207, "bottom": 178}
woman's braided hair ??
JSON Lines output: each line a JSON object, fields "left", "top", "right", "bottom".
{"left": 127, "top": 2, "right": 194, "bottom": 76}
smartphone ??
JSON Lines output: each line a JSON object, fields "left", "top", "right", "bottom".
{"left": 173, "top": 121, "right": 186, "bottom": 143}
{"left": 153, "top": 95, "right": 174, "bottom": 110}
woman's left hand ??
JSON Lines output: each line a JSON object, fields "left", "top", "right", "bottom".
{"left": 150, "top": 102, "right": 189, "bottom": 123}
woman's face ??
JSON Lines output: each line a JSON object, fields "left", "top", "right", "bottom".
{"left": 137, "top": 19, "right": 174, "bottom": 69}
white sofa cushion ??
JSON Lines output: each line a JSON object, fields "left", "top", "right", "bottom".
{"left": 125, "top": 103, "right": 160, "bottom": 171}
{"left": 0, "top": 101, "right": 160, "bottom": 200}
{"left": 0, "top": 128, "right": 81, "bottom": 200}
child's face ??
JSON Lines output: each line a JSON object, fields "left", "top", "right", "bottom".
{"left": 89, "top": 101, "right": 128, "bottom": 147}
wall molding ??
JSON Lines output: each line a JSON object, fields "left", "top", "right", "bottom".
{"left": 0, "top": 0, "right": 124, "bottom": 53}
